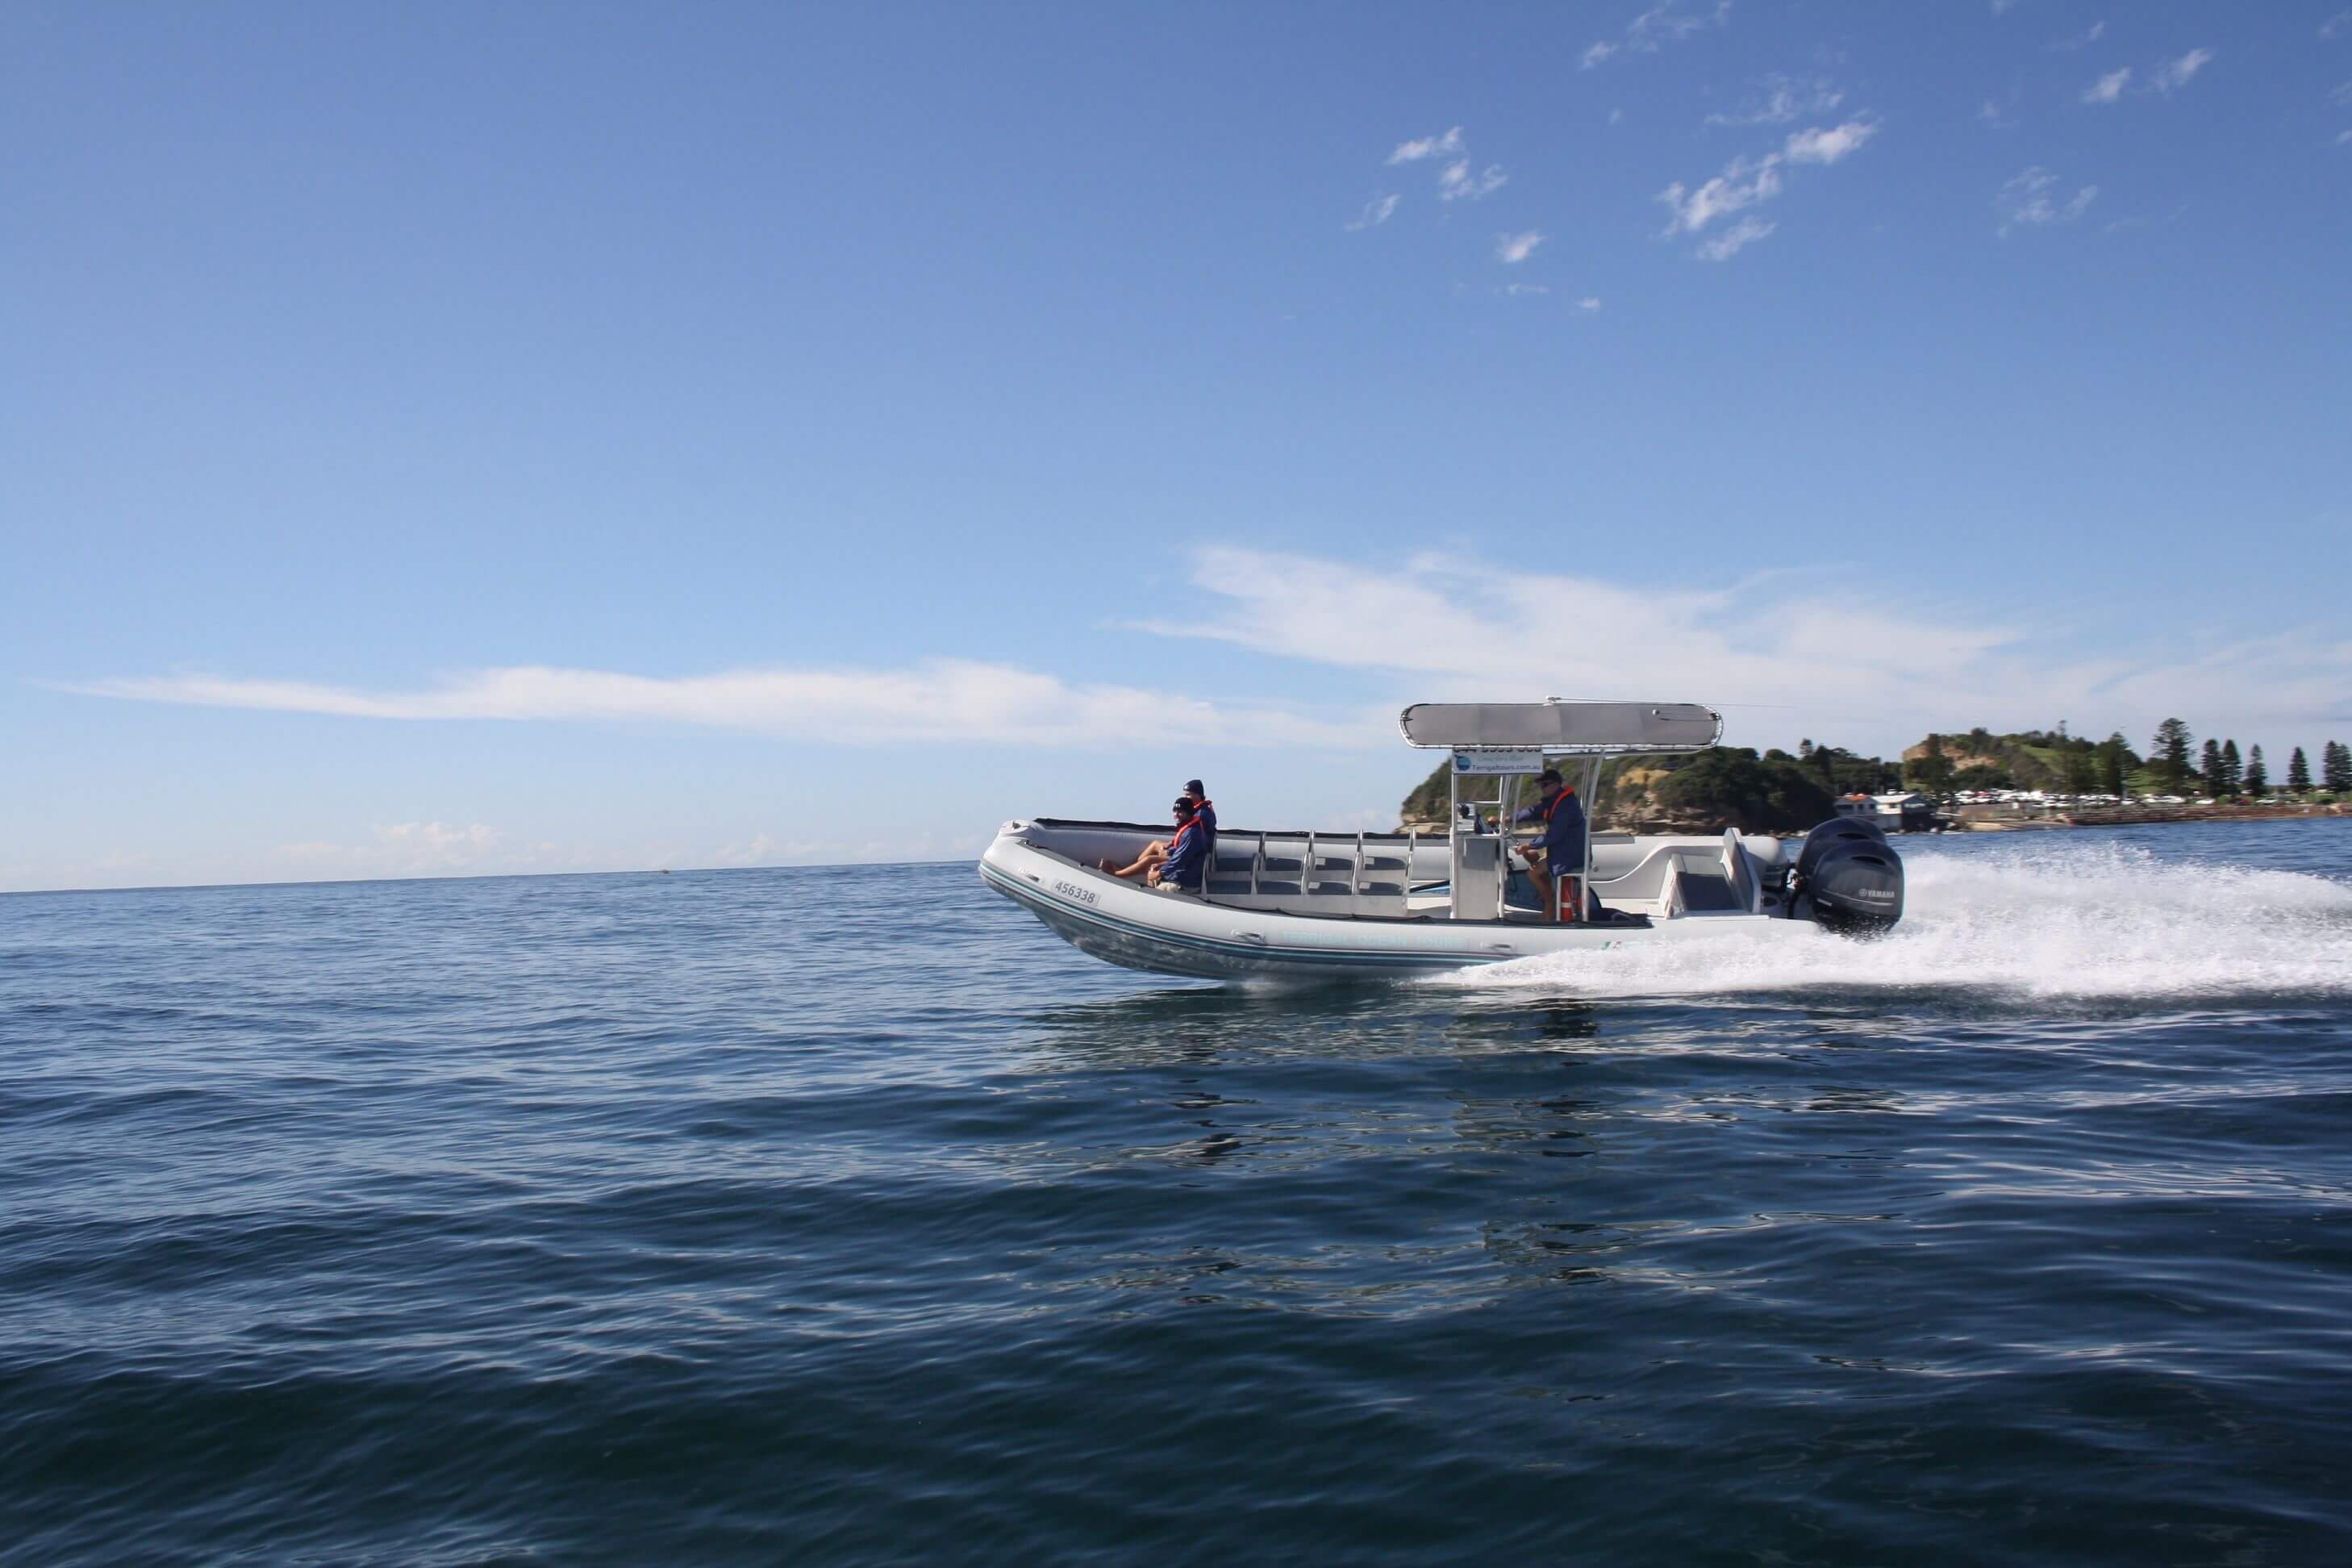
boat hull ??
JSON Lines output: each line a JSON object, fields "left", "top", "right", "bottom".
{"left": 979, "top": 826, "right": 1812, "bottom": 982}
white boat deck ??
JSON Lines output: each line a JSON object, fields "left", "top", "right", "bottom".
{"left": 1012, "top": 819, "right": 1786, "bottom": 925}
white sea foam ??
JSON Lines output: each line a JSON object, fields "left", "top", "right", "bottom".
{"left": 1437, "top": 841, "right": 2352, "bottom": 1002}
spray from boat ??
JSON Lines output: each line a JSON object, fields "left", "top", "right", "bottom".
{"left": 1437, "top": 840, "right": 2352, "bottom": 1002}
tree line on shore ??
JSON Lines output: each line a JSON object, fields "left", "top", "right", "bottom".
{"left": 1907, "top": 723, "right": 2350, "bottom": 802}
{"left": 1399, "top": 725, "right": 2352, "bottom": 836}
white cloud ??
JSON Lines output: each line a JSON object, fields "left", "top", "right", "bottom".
{"left": 1387, "top": 127, "right": 1465, "bottom": 165}
{"left": 1696, "top": 215, "right": 1776, "bottom": 260}
{"left": 2048, "top": 20, "right": 2105, "bottom": 51}
{"left": 1577, "top": 296, "right": 1603, "bottom": 310}
{"left": 1580, "top": 0, "right": 1732, "bottom": 69}
{"left": 1381, "top": 128, "right": 1504, "bottom": 204}
{"left": 1705, "top": 76, "right": 1843, "bottom": 127}
{"left": 2082, "top": 66, "right": 2132, "bottom": 104}
{"left": 1133, "top": 545, "right": 2352, "bottom": 760}
{"left": 1657, "top": 119, "right": 1875, "bottom": 254}
{"left": 2151, "top": 48, "right": 2213, "bottom": 93}
{"left": 2337, "top": 129, "right": 2352, "bottom": 145}
{"left": 1995, "top": 166, "right": 2098, "bottom": 235}
{"left": 1783, "top": 119, "right": 1878, "bottom": 164}
{"left": 1495, "top": 230, "right": 1544, "bottom": 263}
{"left": 1658, "top": 156, "right": 1782, "bottom": 236}
{"left": 57, "top": 661, "right": 1372, "bottom": 749}
{"left": 1438, "top": 160, "right": 1508, "bottom": 201}
{"left": 1346, "top": 194, "right": 1401, "bottom": 231}
{"left": 1977, "top": 92, "right": 2020, "bottom": 129}
{"left": 1503, "top": 282, "right": 1550, "bottom": 296}
{"left": 2324, "top": 11, "right": 2350, "bottom": 40}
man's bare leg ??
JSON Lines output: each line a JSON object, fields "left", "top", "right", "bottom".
{"left": 1101, "top": 841, "right": 1170, "bottom": 879}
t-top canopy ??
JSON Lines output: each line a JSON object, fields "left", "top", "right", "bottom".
{"left": 1399, "top": 700, "right": 1723, "bottom": 753}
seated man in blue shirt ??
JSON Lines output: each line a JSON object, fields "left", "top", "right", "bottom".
{"left": 1149, "top": 797, "right": 1209, "bottom": 892}
{"left": 1102, "top": 780, "right": 1214, "bottom": 881}
{"left": 1512, "top": 769, "right": 1587, "bottom": 922}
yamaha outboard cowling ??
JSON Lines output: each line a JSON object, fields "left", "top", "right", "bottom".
{"left": 1788, "top": 818, "right": 1904, "bottom": 934}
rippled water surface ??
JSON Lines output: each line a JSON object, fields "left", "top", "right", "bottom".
{"left": 6, "top": 821, "right": 2351, "bottom": 1564}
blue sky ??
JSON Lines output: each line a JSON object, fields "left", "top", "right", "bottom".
{"left": 6, "top": 1, "right": 2349, "bottom": 890}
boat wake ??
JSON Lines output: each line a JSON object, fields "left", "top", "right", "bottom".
{"left": 1437, "top": 841, "right": 2352, "bottom": 1002}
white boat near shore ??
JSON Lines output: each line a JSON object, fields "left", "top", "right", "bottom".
{"left": 980, "top": 700, "right": 1904, "bottom": 981}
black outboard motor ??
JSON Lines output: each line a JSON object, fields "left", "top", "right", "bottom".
{"left": 1787, "top": 817, "right": 1904, "bottom": 934}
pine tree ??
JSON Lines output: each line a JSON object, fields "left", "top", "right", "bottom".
{"left": 2325, "top": 740, "right": 2352, "bottom": 794}
{"left": 2064, "top": 745, "right": 2093, "bottom": 796}
{"left": 2287, "top": 746, "right": 2312, "bottom": 793}
{"left": 2099, "top": 732, "right": 2131, "bottom": 798}
{"left": 2244, "top": 744, "right": 2268, "bottom": 797}
{"left": 2200, "top": 738, "right": 2223, "bottom": 792}
{"left": 2151, "top": 719, "right": 2193, "bottom": 794}
{"left": 2218, "top": 739, "right": 2242, "bottom": 797}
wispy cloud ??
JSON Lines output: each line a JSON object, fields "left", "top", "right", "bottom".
{"left": 56, "top": 661, "right": 1371, "bottom": 749}
{"left": 1438, "top": 159, "right": 1508, "bottom": 201}
{"left": 1696, "top": 216, "right": 1775, "bottom": 261}
{"left": 1581, "top": 0, "right": 1733, "bottom": 70}
{"left": 1503, "top": 281, "right": 1550, "bottom": 297}
{"left": 1577, "top": 296, "right": 1603, "bottom": 311}
{"left": 1660, "top": 156, "right": 1781, "bottom": 236}
{"left": 1495, "top": 230, "right": 1544, "bottom": 263}
{"left": 2323, "top": 11, "right": 2350, "bottom": 40}
{"left": 1381, "top": 127, "right": 1506, "bottom": 204}
{"left": 1387, "top": 127, "right": 1465, "bottom": 165}
{"left": 1346, "top": 194, "right": 1401, "bottom": 231}
{"left": 2085, "top": 49, "right": 2213, "bottom": 106}
{"left": 2082, "top": 66, "right": 2132, "bottom": 104}
{"left": 1995, "top": 166, "right": 2098, "bottom": 235}
{"left": 1705, "top": 75, "right": 1843, "bottom": 127}
{"left": 1978, "top": 88, "right": 2021, "bottom": 129}
{"left": 1135, "top": 545, "right": 2352, "bottom": 757}
{"left": 1657, "top": 119, "right": 1878, "bottom": 256}
{"left": 2048, "top": 19, "right": 2105, "bottom": 51}
{"left": 1783, "top": 121, "right": 1877, "bottom": 164}
{"left": 2150, "top": 48, "right": 2214, "bottom": 92}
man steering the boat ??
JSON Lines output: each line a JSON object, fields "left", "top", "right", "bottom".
{"left": 1513, "top": 769, "right": 1587, "bottom": 922}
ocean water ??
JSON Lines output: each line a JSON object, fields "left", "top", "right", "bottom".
{"left": 4, "top": 820, "right": 2350, "bottom": 1565}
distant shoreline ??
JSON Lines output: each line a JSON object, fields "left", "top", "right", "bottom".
{"left": 1958, "top": 802, "right": 2350, "bottom": 832}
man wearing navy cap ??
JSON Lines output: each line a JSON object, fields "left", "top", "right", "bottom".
{"left": 1513, "top": 769, "right": 1587, "bottom": 922}
{"left": 1182, "top": 779, "right": 1216, "bottom": 856}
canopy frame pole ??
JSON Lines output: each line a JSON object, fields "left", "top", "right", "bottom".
{"left": 1499, "top": 772, "right": 1520, "bottom": 920}
{"left": 1578, "top": 753, "right": 1603, "bottom": 925}
{"left": 1447, "top": 766, "right": 1460, "bottom": 920}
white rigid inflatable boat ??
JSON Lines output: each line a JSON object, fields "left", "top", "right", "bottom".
{"left": 979, "top": 699, "right": 1905, "bottom": 982}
